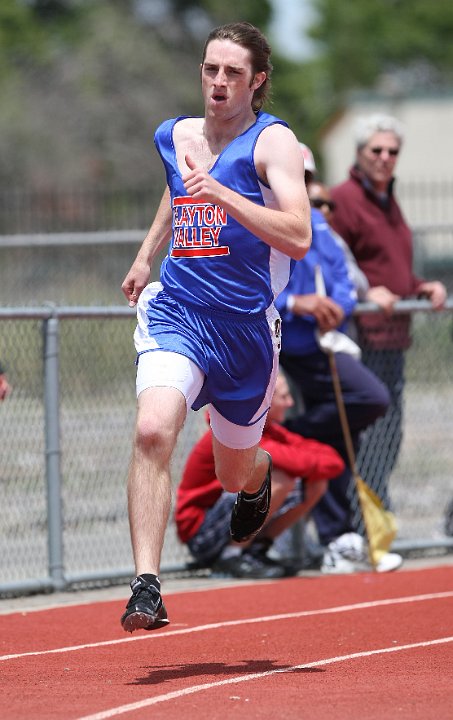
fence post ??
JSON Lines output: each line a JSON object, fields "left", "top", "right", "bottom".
{"left": 43, "top": 313, "right": 66, "bottom": 590}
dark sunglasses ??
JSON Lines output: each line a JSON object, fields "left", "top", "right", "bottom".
{"left": 310, "top": 197, "right": 336, "bottom": 211}
{"left": 370, "top": 146, "right": 399, "bottom": 157}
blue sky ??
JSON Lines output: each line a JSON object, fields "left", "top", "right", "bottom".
{"left": 269, "top": 0, "right": 318, "bottom": 60}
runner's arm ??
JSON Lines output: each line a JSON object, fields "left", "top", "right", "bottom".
{"left": 121, "top": 187, "right": 172, "bottom": 306}
{"left": 183, "top": 125, "right": 311, "bottom": 260}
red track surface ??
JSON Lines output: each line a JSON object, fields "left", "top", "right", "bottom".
{"left": 1, "top": 566, "right": 452, "bottom": 719}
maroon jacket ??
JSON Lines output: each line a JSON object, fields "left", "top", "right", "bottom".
{"left": 331, "top": 166, "right": 425, "bottom": 349}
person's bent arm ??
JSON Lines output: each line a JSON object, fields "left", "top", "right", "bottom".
{"left": 121, "top": 187, "right": 172, "bottom": 306}
{"left": 365, "top": 286, "right": 401, "bottom": 316}
{"left": 183, "top": 125, "right": 311, "bottom": 260}
{"left": 0, "top": 373, "right": 11, "bottom": 400}
{"left": 291, "top": 294, "right": 345, "bottom": 332}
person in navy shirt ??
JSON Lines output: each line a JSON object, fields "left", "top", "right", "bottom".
{"left": 276, "top": 173, "right": 391, "bottom": 559}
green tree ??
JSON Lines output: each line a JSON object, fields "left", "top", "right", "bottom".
{"left": 309, "top": 0, "right": 453, "bottom": 96}
{"left": 0, "top": 0, "right": 275, "bottom": 192}
{"left": 170, "top": 0, "right": 271, "bottom": 29}
{"left": 265, "top": 0, "right": 453, "bottom": 169}
{"left": 0, "top": 0, "right": 44, "bottom": 76}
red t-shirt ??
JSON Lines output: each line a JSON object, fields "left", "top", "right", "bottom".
{"left": 175, "top": 423, "right": 344, "bottom": 543}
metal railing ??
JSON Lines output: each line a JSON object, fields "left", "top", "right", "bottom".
{"left": 1, "top": 299, "right": 453, "bottom": 597}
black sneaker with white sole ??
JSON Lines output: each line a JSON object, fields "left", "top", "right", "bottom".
{"left": 121, "top": 575, "right": 170, "bottom": 633}
{"left": 230, "top": 452, "right": 272, "bottom": 543}
{"left": 247, "top": 538, "right": 300, "bottom": 577}
{"left": 212, "top": 551, "right": 285, "bottom": 579}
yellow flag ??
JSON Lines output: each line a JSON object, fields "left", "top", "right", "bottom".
{"left": 355, "top": 475, "right": 398, "bottom": 567}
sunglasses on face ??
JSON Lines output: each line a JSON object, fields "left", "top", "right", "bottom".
{"left": 369, "top": 146, "right": 399, "bottom": 157}
{"left": 310, "top": 197, "right": 336, "bottom": 211}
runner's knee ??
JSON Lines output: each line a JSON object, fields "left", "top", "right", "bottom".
{"left": 134, "top": 413, "right": 179, "bottom": 459}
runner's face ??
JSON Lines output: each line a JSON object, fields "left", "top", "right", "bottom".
{"left": 201, "top": 39, "right": 265, "bottom": 118}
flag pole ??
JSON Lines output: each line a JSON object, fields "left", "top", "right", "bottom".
{"left": 314, "top": 265, "right": 397, "bottom": 568}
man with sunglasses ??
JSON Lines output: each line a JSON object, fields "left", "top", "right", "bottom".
{"left": 330, "top": 113, "right": 446, "bottom": 515}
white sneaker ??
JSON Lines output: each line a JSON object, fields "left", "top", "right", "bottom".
{"left": 375, "top": 552, "right": 403, "bottom": 573}
{"left": 321, "top": 533, "right": 369, "bottom": 574}
{"left": 321, "top": 549, "right": 358, "bottom": 574}
{"left": 328, "top": 532, "right": 367, "bottom": 561}
{"left": 321, "top": 533, "right": 403, "bottom": 574}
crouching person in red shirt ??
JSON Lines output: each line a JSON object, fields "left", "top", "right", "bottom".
{"left": 175, "top": 371, "right": 345, "bottom": 579}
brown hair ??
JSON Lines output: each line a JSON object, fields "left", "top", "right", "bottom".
{"left": 201, "top": 22, "right": 272, "bottom": 112}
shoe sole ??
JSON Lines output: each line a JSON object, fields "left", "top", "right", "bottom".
{"left": 121, "top": 611, "right": 170, "bottom": 633}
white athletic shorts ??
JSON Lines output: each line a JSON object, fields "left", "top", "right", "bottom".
{"left": 134, "top": 282, "right": 280, "bottom": 449}
{"left": 136, "top": 349, "right": 278, "bottom": 450}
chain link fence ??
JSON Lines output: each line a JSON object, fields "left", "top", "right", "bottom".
{"left": 1, "top": 225, "right": 453, "bottom": 596}
{"left": 0, "top": 225, "right": 452, "bottom": 309}
{"left": 0, "top": 307, "right": 205, "bottom": 596}
{"left": 1, "top": 301, "right": 453, "bottom": 597}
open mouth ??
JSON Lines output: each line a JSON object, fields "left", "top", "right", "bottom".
{"left": 212, "top": 93, "right": 227, "bottom": 103}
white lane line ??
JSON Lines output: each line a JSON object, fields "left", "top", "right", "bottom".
{"left": 1, "top": 590, "right": 452, "bottom": 663}
{"left": 75, "top": 635, "right": 453, "bottom": 720}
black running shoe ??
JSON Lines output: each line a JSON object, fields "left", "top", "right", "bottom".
{"left": 212, "top": 551, "right": 285, "bottom": 579}
{"left": 247, "top": 538, "right": 298, "bottom": 578}
{"left": 230, "top": 452, "right": 272, "bottom": 543}
{"left": 121, "top": 576, "right": 170, "bottom": 633}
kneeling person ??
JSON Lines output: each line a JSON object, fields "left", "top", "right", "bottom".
{"left": 176, "top": 373, "right": 345, "bottom": 578}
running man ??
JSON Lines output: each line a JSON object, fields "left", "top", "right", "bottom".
{"left": 120, "top": 21, "right": 311, "bottom": 632}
